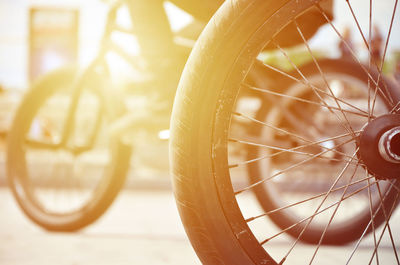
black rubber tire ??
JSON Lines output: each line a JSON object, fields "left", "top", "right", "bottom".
{"left": 170, "top": 0, "right": 400, "bottom": 264}
{"left": 7, "top": 67, "right": 132, "bottom": 232}
{"left": 247, "top": 58, "right": 398, "bottom": 245}
{"left": 171, "top": 1, "right": 297, "bottom": 264}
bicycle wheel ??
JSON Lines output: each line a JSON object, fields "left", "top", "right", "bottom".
{"left": 7, "top": 67, "right": 131, "bottom": 231}
{"left": 170, "top": 0, "right": 400, "bottom": 264}
{"left": 246, "top": 58, "right": 395, "bottom": 245}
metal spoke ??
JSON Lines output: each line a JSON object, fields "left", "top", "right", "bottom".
{"left": 233, "top": 111, "right": 310, "bottom": 143}
{"left": 367, "top": 0, "right": 373, "bottom": 121}
{"left": 248, "top": 60, "right": 372, "bottom": 117}
{"left": 230, "top": 134, "right": 356, "bottom": 163}
{"left": 375, "top": 182, "right": 400, "bottom": 264}
{"left": 259, "top": 88, "right": 327, "bottom": 141}
{"left": 316, "top": 4, "right": 395, "bottom": 108}
{"left": 293, "top": 20, "right": 356, "bottom": 138}
{"left": 245, "top": 175, "right": 375, "bottom": 223}
{"left": 367, "top": 187, "right": 400, "bottom": 265}
{"left": 258, "top": 164, "right": 374, "bottom": 247}
{"left": 260, "top": 182, "right": 375, "bottom": 245}
{"left": 275, "top": 151, "right": 358, "bottom": 264}
{"left": 242, "top": 83, "right": 370, "bottom": 118}
{"left": 344, "top": 0, "right": 394, "bottom": 102}
{"left": 345, "top": 0, "right": 374, "bottom": 63}
{"left": 233, "top": 111, "right": 359, "bottom": 149}
{"left": 272, "top": 40, "right": 358, "bottom": 126}
{"left": 308, "top": 159, "right": 360, "bottom": 264}
{"left": 370, "top": 0, "right": 398, "bottom": 117}
{"left": 390, "top": 101, "right": 400, "bottom": 114}
{"left": 233, "top": 138, "right": 355, "bottom": 195}
{"left": 345, "top": 181, "right": 398, "bottom": 265}
{"left": 366, "top": 171, "right": 380, "bottom": 265}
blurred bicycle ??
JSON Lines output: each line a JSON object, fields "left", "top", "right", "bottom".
{"left": 6, "top": 0, "right": 221, "bottom": 231}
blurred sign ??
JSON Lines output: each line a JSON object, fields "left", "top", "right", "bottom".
{"left": 29, "top": 8, "right": 79, "bottom": 81}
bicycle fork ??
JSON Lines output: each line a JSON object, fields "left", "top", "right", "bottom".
{"left": 27, "top": 65, "right": 104, "bottom": 155}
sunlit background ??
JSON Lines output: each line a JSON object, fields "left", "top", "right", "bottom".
{"left": 0, "top": 0, "right": 400, "bottom": 264}
{"left": 0, "top": 0, "right": 197, "bottom": 187}
{"left": 0, "top": 0, "right": 195, "bottom": 89}
{"left": 0, "top": 1, "right": 200, "bottom": 264}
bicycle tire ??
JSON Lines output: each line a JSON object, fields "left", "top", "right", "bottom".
{"left": 7, "top": 67, "right": 132, "bottom": 232}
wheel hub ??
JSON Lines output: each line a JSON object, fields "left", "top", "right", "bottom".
{"left": 359, "top": 114, "right": 400, "bottom": 179}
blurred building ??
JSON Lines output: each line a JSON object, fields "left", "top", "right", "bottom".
{"left": 0, "top": 0, "right": 192, "bottom": 91}
{"left": 29, "top": 7, "right": 79, "bottom": 81}
{"left": 0, "top": 0, "right": 107, "bottom": 90}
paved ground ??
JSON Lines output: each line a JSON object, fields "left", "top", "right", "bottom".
{"left": 1, "top": 186, "right": 399, "bottom": 265}
{"left": 0, "top": 188, "right": 201, "bottom": 265}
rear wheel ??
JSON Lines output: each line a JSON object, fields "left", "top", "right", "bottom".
{"left": 7, "top": 67, "right": 131, "bottom": 231}
{"left": 170, "top": 0, "right": 400, "bottom": 264}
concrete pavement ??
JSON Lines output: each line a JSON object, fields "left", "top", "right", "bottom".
{"left": 0, "top": 188, "right": 201, "bottom": 265}
{"left": 1, "top": 186, "right": 400, "bottom": 265}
